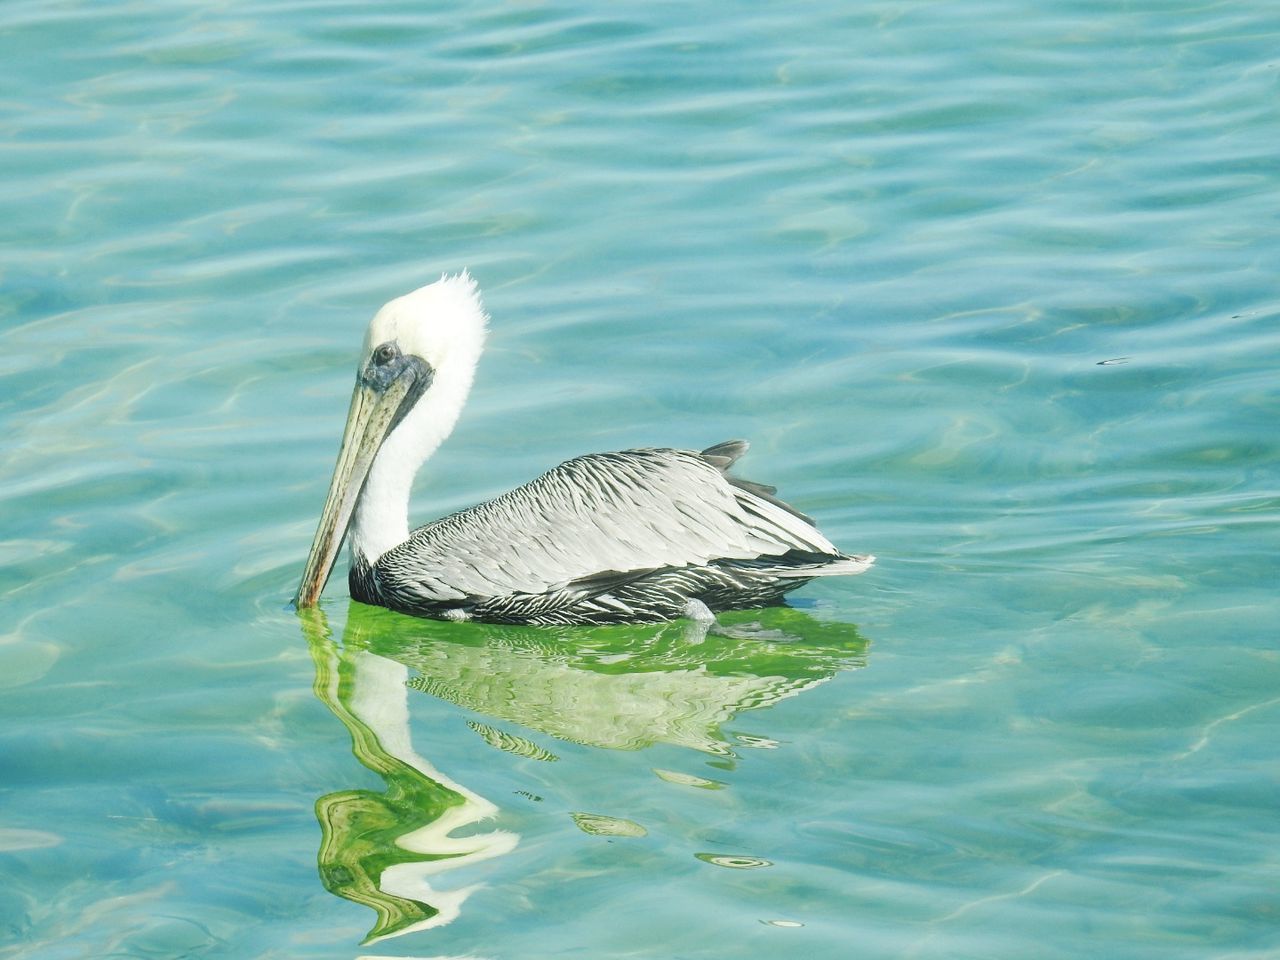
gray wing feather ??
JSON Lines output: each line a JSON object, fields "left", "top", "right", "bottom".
{"left": 379, "top": 445, "right": 838, "bottom": 604}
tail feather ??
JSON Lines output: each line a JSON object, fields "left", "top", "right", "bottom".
{"left": 797, "top": 553, "right": 875, "bottom": 577}
{"left": 724, "top": 550, "right": 875, "bottom": 579}
{"left": 699, "top": 439, "right": 817, "bottom": 526}
{"left": 699, "top": 439, "right": 749, "bottom": 470}
{"left": 698, "top": 439, "right": 871, "bottom": 575}
{"left": 764, "top": 553, "right": 875, "bottom": 578}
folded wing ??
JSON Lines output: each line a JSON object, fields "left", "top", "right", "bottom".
{"left": 377, "top": 442, "right": 846, "bottom": 606}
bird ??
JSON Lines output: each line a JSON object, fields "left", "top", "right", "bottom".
{"left": 294, "top": 272, "right": 874, "bottom": 625}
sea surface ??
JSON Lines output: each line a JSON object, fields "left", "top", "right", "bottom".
{"left": 2, "top": 1, "right": 1278, "bottom": 958}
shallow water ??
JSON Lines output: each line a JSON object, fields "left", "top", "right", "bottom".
{"left": 2, "top": 1, "right": 1278, "bottom": 957}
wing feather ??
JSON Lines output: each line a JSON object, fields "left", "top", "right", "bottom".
{"left": 378, "top": 445, "right": 838, "bottom": 604}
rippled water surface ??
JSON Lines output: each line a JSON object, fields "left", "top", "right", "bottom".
{"left": 3, "top": 1, "right": 1278, "bottom": 957}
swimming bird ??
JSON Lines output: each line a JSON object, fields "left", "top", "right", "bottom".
{"left": 294, "top": 273, "right": 873, "bottom": 625}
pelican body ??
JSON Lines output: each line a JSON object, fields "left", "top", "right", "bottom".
{"left": 295, "top": 274, "right": 873, "bottom": 625}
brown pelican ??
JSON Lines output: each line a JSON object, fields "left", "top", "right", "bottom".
{"left": 294, "top": 273, "right": 873, "bottom": 624}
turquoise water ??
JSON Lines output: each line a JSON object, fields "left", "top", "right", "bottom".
{"left": 3, "top": 0, "right": 1279, "bottom": 956}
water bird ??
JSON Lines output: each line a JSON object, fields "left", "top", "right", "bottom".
{"left": 294, "top": 273, "right": 873, "bottom": 624}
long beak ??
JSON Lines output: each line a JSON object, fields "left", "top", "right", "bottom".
{"left": 294, "top": 375, "right": 416, "bottom": 608}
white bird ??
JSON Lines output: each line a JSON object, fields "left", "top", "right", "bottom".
{"left": 294, "top": 273, "right": 873, "bottom": 625}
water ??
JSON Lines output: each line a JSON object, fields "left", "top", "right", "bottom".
{"left": 2, "top": 1, "right": 1278, "bottom": 956}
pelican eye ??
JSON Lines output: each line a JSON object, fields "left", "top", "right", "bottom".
{"left": 372, "top": 342, "right": 399, "bottom": 366}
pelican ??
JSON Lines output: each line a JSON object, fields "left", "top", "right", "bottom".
{"left": 294, "top": 273, "right": 873, "bottom": 625}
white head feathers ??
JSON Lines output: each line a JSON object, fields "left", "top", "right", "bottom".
{"left": 364, "top": 270, "right": 488, "bottom": 373}
{"left": 350, "top": 271, "right": 489, "bottom": 565}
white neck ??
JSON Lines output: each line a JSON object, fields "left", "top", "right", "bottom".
{"left": 348, "top": 357, "right": 478, "bottom": 567}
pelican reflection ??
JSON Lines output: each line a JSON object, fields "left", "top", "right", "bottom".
{"left": 351, "top": 605, "right": 869, "bottom": 755}
{"left": 302, "top": 609, "right": 518, "bottom": 944}
{"left": 303, "top": 603, "right": 868, "bottom": 944}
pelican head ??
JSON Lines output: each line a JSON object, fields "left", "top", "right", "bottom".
{"left": 295, "top": 272, "right": 488, "bottom": 607}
